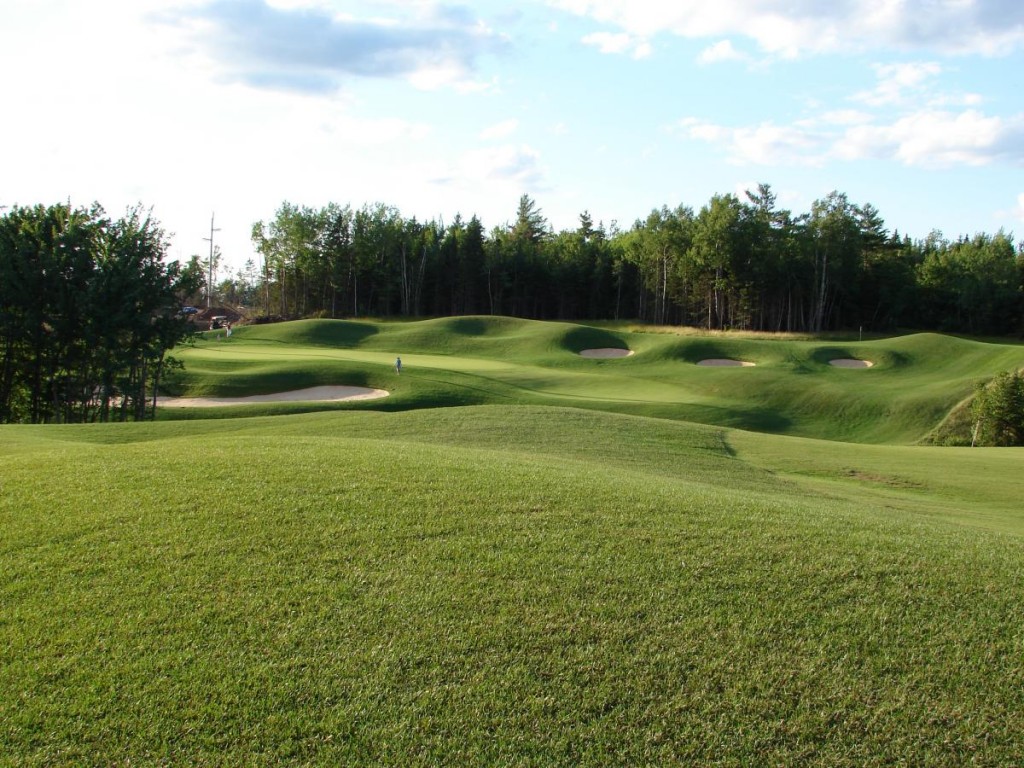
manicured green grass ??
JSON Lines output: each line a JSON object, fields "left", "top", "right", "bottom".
{"left": 169, "top": 318, "right": 1024, "bottom": 443}
{"left": 3, "top": 407, "right": 1024, "bottom": 764}
{"left": 4, "top": 318, "right": 1024, "bottom": 765}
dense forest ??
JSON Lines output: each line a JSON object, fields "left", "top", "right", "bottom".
{"left": 0, "top": 203, "right": 201, "bottom": 424}
{"left": 218, "top": 185, "right": 1023, "bottom": 336}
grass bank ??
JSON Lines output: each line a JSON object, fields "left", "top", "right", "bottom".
{"left": 5, "top": 318, "right": 1024, "bottom": 765}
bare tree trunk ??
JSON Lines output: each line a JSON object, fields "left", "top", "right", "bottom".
{"left": 614, "top": 269, "right": 622, "bottom": 320}
{"left": 814, "top": 248, "right": 829, "bottom": 332}
{"left": 400, "top": 241, "right": 410, "bottom": 316}
{"left": 414, "top": 244, "right": 428, "bottom": 316}
{"left": 278, "top": 267, "right": 287, "bottom": 317}
{"left": 137, "top": 357, "right": 147, "bottom": 421}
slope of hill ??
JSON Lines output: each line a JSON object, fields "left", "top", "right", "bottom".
{"left": 2, "top": 406, "right": 1023, "bottom": 764}
{"left": 172, "top": 318, "right": 1024, "bottom": 443}
{"left": 4, "top": 320, "right": 1024, "bottom": 764}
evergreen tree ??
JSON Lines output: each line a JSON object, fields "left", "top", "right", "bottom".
{"left": 971, "top": 370, "right": 1024, "bottom": 446}
{"left": 0, "top": 203, "right": 196, "bottom": 423}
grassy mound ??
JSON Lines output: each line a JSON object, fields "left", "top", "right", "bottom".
{"left": 3, "top": 407, "right": 1024, "bottom": 764}
{"left": 7, "top": 320, "right": 1024, "bottom": 764}
{"left": 167, "top": 318, "right": 1024, "bottom": 443}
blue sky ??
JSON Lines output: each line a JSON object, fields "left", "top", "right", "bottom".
{"left": 2, "top": 0, "right": 1022, "bottom": 275}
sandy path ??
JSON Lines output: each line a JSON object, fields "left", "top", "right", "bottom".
{"left": 157, "top": 385, "right": 390, "bottom": 407}
{"left": 579, "top": 348, "right": 634, "bottom": 358}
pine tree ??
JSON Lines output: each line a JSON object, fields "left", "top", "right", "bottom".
{"left": 971, "top": 370, "right": 1024, "bottom": 446}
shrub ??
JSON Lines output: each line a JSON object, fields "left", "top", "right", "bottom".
{"left": 971, "top": 369, "right": 1024, "bottom": 446}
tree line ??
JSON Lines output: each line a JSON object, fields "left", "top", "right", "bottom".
{"left": 230, "top": 186, "right": 1023, "bottom": 336}
{"left": 0, "top": 203, "right": 201, "bottom": 424}
{"left": 3, "top": 194, "right": 1020, "bottom": 428}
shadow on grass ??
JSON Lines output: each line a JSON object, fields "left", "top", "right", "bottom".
{"left": 239, "top": 320, "right": 380, "bottom": 348}
{"left": 671, "top": 339, "right": 735, "bottom": 364}
{"left": 561, "top": 326, "right": 631, "bottom": 354}
{"left": 810, "top": 346, "right": 911, "bottom": 369}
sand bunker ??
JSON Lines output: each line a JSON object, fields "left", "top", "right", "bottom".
{"left": 158, "top": 385, "right": 390, "bottom": 408}
{"left": 697, "top": 359, "right": 756, "bottom": 367}
{"left": 829, "top": 359, "right": 874, "bottom": 368}
{"left": 579, "top": 348, "right": 634, "bottom": 358}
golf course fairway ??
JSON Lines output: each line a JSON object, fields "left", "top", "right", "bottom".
{"left": 2, "top": 317, "right": 1023, "bottom": 765}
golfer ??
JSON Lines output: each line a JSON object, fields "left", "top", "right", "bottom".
{"left": 395, "top": 356, "right": 402, "bottom": 375}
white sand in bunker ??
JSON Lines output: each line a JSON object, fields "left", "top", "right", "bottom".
{"left": 697, "top": 359, "right": 756, "bottom": 367}
{"left": 157, "top": 385, "right": 390, "bottom": 407}
{"left": 579, "top": 348, "right": 634, "bottom": 358}
{"left": 829, "top": 359, "right": 874, "bottom": 368}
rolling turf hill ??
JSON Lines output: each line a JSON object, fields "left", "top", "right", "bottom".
{"left": 164, "top": 317, "right": 1024, "bottom": 443}
{"left": 2, "top": 318, "right": 1023, "bottom": 765}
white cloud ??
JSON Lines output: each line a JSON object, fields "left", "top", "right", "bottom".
{"left": 408, "top": 63, "right": 493, "bottom": 92}
{"left": 677, "top": 117, "right": 828, "bottom": 166}
{"left": 582, "top": 31, "right": 631, "bottom": 53}
{"left": 633, "top": 40, "right": 653, "bottom": 58}
{"left": 480, "top": 119, "right": 520, "bottom": 140}
{"left": 433, "top": 144, "right": 547, "bottom": 190}
{"left": 1015, "top": 193, "right": 1024, "bottom": 222}
{"left": 698, "top": 39, "right": 746, "bottom": 65}
{"left": 677, "top": 118, "right": 729, "bottom": 144}
{"left": 839, "top": 109, "right": 1024, "bottom": 168}
{"left": 549, "top": 0, "right": 1024, "bottom": 57}
{"left": 324, "top": 114, "right": 432, "bottom": 146}
{"left": 471, "top": 144, "right": 545, "bottom": 186}
{"left": 680, "top": 108, "right": 1024, "bottom": 168}
{"left": 928, "top": 91, "right": 985, "bottom": 108}
{"left": 820, "top": 109, "right": 873, "bottom": 126}
{"left": 854, "top": 62, "right": 942, "bottom": 106}
{"left": 164, "top": 0, "right": 508, "bottom": 94}
{"left": 581, "top": 31, "right": 651, "bottom": 58}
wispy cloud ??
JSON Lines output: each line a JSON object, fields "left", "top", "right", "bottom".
{"left": 678, "top": 108, "right": 1024, "bottom": 169}
{"left": 480, "top": 119, "right": 519, "bottom": 140}
{"left": 163, "top": 0, "right": 508, "bottom": 93}
{"left": 550, "top": 0, "right": 1024, "bottom": 57}
{"left": 697, "top": 39, "right": 747, "bottom": 65}
{"left": 839, "top": 110, "right": 1024, "bottom": 168}
{"left": 463, "top": 144, "right": 547, "bottom": 186}
{"left": 853, "top": 62, "right": 943, "bottom": 107}
{"left": 676, "top": 117, "right": 829, "bottom": 166}
{"left": 430, "top": 143, "right": 548, "bottom": 191}
{"left": 928, "top": 92, "right": 985, "bottom": 109}
{"left": 581, "top": 31, "right": 651, "bottom": 58}
{"left": 321, "top": 114, "right": 432, "bottom": 146}
{"left": 820, "top": 109, "right": 874, "bottom": 126}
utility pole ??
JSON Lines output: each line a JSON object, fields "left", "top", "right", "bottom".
{"left": 203, "top": 213, "right": 221, "bottom": 309}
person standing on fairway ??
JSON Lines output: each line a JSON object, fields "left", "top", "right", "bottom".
{"left": 395, "top": 356, "right": 402, "bottom": 375}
